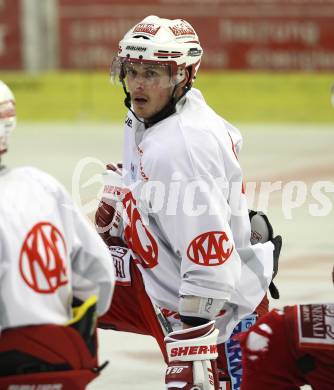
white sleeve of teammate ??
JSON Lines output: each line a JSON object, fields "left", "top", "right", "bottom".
{"left": 0, "top": 230, "right": 3, "bottom": 331}
{"left": 68, "top": 202, "right": 115, "bottom": 316}
{"left": 0, "top": 221, "right": 9, "bottom": 281}
{"left": 0, "top": 223, "right": 9, "bottom": 331}
{"left": 47, "top": 174, "right": 115, "bottom": 316}
{"left": 0, "top": 229, "right": 3, "bottom": 281}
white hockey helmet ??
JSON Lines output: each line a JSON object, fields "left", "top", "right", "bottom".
{"left": 0, "top": 80, "right": 16, "bottom": 155}
{"left": 112, "top": 15, "right": 203, "bottom": 87}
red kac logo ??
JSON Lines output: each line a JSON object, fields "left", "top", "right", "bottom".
{"left": 187, "top": 231, "right": 234, "bottom": 266}
{"left": 123, "top": 191, "right": 158, "bottom": 269}
{"left": 19, "top": 222, "right": 68, "bottom": 293}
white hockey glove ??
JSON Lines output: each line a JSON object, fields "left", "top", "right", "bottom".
{"left": 165, "top": 321, "right": 220, "bottom": 390}
{"left": 249, "top": 210, "right": 282, "bottom": 299}
{"left": 95, "top": 163, "right": 126, "bottom": 247}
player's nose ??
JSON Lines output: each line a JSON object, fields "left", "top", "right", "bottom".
{"left": 134, "top": 79, "right": 145, "bottom": 91}
{"left": 133, "top": 74, "right": 146, "bottom": 88}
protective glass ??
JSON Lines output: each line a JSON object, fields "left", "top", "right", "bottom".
{"left": 111, "top": 57, "right": 178, "bottom": 89}
{"left": 0, "top": 100, "right": 15, "bottom": 120}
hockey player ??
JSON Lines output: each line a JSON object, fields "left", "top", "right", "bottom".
{"left": 239, "top": 268, "right": 334, "bottom": 389}
{"left": 96, "top": 16, "right": 282, "bottom": 389}
{"left": 0, "top": 80, "right": 115, "bottom": 390}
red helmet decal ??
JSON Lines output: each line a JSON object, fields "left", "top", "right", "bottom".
{"left": 133, "top": 23, "right": 161, "bottom": 36}
{"left": 19, "top": 222, "right": 68, "bottom": 293}
{"left": 187, "top": 231, "right": 234, "bottom": 266}
{"left": 169, "top": 22, "right": 195, "bottom": 37}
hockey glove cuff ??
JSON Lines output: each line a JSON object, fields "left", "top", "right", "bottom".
{"left": 165, "top": 321, "right": 219, "bottom": 390}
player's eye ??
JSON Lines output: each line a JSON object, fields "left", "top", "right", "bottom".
{"left": 145, "top": 70, "right": 158, "bottom": 79}
{"left": 126, "top": 68, "right": 137, "bottom": 77}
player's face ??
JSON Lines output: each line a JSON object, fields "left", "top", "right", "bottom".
{"left": 125, "top": 62, "right": 174, "bottom": 120}
{"left": 0, "top": 100, "right": 16, "bottom": 155}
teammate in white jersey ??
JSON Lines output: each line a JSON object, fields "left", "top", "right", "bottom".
{"left": 96, "top": 16, "right": 282, "bottom": 390}
{"left": 0, "top": 80, "right": 115, "bottom": 390}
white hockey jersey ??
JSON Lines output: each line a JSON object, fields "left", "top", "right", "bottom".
{"left": 0, "top": 166, "right": 115, "bottom": 332}
{"left": 122, "top": 88, "right": 274, "bottom": 342}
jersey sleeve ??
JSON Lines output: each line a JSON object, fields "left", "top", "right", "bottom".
{"left": 0, "top": 228, "right": 3, "bottom": 280}
{"left": 0, "top": 222, "right": 10, "bottom": 330}
{"left": 0, "top": 228, "right": 4, "bottom": 330}
{"left": 57, "top": 186, "right": 115, "bottom": 315}
{"left": 27, "top": 167, "right": 116, "bottom": 316}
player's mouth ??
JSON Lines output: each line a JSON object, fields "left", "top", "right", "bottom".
{"left": 133, "top": 96, "right": 148, "bottom": 106}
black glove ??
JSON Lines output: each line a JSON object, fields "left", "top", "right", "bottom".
{"left": 249, "top": 210, "right": 282, "bottom": 299}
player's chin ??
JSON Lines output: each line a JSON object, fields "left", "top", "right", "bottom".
{"left": 133, "top": 106, "right": 151, "bottom": 119}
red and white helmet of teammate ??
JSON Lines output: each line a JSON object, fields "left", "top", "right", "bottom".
{"left": 0, "top": 80, "right": 16, "bottom": 155}
{"left": 111, "top": 15, "right": 203, "bottom": 92}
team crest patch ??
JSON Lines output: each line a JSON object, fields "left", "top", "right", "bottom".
{"left": 297, "top": 304, "right": 334, "bottom": 350}
{"left": 187, "top": 231, "right": 234, "bottom": 266}
{"left": 19, "top": 222, "right": 68, "bottom": 294}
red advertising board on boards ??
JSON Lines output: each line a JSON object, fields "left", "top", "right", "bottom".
{"left": 0, "top": 0, "right": 22, "bottom": 70}
{"left": 59, "top": 0, "right": 334, "bottom": 70}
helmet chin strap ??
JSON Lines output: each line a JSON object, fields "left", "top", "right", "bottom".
{"left": 122, "top": 80, "right": 143, "bottom": 124}
{"left": 121, "top": 78, "right": 191, "bottom": 128}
